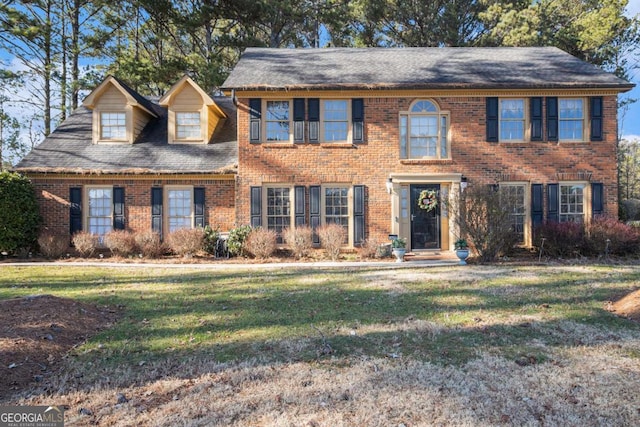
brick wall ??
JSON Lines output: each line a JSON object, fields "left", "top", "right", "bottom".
{"left": 236, "top": 95, "right": 620, "bottom": 244}
{"left": 29, "top": 175, "right": 236, "bottom": 240}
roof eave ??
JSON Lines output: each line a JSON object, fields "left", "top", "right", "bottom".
{"left": 13, "top": 165, "right": 238, "bottom": 176}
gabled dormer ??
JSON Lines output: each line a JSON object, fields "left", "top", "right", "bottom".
{"left": 159, "top": 75, "right": 227, "bottom": 144}
{"left": 82, "top": 76, "right": 157, "bottom": 144}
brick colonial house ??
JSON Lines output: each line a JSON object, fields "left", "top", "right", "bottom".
{"left": 16, "top": 47, "right": 633, "bottom": 252}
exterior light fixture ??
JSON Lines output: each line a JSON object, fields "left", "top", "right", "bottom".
{"left": 460, "top": 176, "right": 468, "bottom": 192}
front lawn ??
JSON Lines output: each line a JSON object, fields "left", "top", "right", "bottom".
{"left": 1, "top": 264, "right": 639, "bottom": 426}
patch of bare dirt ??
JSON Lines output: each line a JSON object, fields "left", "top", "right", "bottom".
{"left": 608, "top": 288, "right": 640, "bottom": 321}
{"left": 0, "top": 295, "right": 118, "bottom": 401}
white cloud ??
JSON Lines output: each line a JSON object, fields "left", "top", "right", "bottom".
{"left": 621, "top": 134, "right": 640, "bottom": 142}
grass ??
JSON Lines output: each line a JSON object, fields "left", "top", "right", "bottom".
{"left": 2, "top": 264, "right": 640, "bottom": 425}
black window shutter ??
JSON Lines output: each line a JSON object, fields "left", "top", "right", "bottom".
{"left": 113, "top": 187, "right": 125, "bottom": 230}
{"left": 546, "top": 97, "right": 558, "bottom": 141}
{"left": 249, "top": 98, "right": 261, "bottom": 143}
{"left": 294, "top": 186, "right": 306, "bottom": 226}
{"left": 353, "top": 185, "right": 365, "bottom": 246}
{"left": 590, "top": 97, "right": 603, "bottom": 142}
{"left": 531, "top": 184, "right": 543, "bottom": 227}
{"left": 194, "top": 187, "right": 205, "bottom": 228}
{"left": 310, "top": 185, "right": 321, "bottom": 245}
{"left": 250, "top": 186, "right": 262, "bottom": 227}
{"left": 308, "top": 98, "right": 319, "bottom": 142}
{"left": 352, "top": 98, "right": 364, "bottom": 143}
{"left": 486, "top": 97, "right": 498, "bottom": 142}
{"left": 547, "top": 183, "right": 559, "bottom": 222}
{"left": 151, "top": 187, "right": 163, "bottom": 236}
{"left": 69, "top": 187, "right": 82, "bottom": 235}
{"left": 293, "top": 98, "right": 305, "bottom": 143}
{"left": 530, "top": 97, "right": 543, "bottom": 141}
{"left": 591, "top": 182, "right": 604, "bottom": 216}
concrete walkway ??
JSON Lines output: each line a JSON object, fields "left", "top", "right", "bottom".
{"left": 0, "top": 258, "right": 460, "bottom": 270}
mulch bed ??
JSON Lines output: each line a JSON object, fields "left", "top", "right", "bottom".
{"left": 0, "top": 295, "right": 118, "bottom": 402}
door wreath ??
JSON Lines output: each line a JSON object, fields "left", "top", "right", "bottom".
{"left": 418, "top": 189, "right": 438, "bottom": 212}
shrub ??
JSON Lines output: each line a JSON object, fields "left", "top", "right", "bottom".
{"left": 584, "top": 216, "right": 640, "bottom": 256}
{"left": 104, "top": 230, "right": 137, "bottom": 257}
{"left": 358, "top": 238, "right": 384, "bottom": 259}
{"left": 134, "top": 230, "right": 164, "bottom": 258}
{"left": 318, "top": 223, "right": 346, "bottom": 261}
{"left": 283, "top": 226, "right": 314, "bottom": 259}
{"left": 38, "top": 232, "right": 68, "bottom": 259}
{"left": 244, "top": 227, "right": 278, "bottom": 259}
{"left": 449, "top": 185, "right": 520, "bottom": 263}
{"left": 166, "top": 227, "right": 204, "bottom": 257}
{"left": 534, "top": 221, "right": 584, "bottom": 258}
{"left": 0, "top": 172, "right": 41, "bottom": 254}
{"left": 71, "top": 231, "right": 99, "bottom": 257}
{"left": 203, "top": 225, "right": 220, "bottom": 255}
{"left": 227, "top": 225, "right": 252, "bottom": 257}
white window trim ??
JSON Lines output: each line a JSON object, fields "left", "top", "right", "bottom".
{"left": 399, "top": 99, "right": 450, "bottom": 159}
{"left": 262, "top": 100, "right": 293, "bottom": 143}
{"left": 499, "top": 98, "right": 528, "bottom": 142}
{"left": 321, "top": 99, "right": 352, "bottom": 143}
{"left": 558, "top": 98, "right": 587, "bottom": 143}
{"left": 558, "top": 181, "right": 591, "bottom": 223}
{"left": 98, "top": 111, "right": 128, "bottom": 143}
{"left": 262, "top": 185, "right": 295, "bottom": 238}
{"left": 164, "top": 186, "right": 194, "bottom": 234}
{"left": 84, "top": 186, "right": 113, "bottom": 240}
{"left": 171, "top": 108, "right": 205, "bottom": 143}
{"left": 500, "top": 182, "right": 530, "bottom": 246}
{"left": 321, "top": 184, "right": 353, "bottom": 247}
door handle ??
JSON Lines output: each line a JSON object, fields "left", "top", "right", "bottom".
{"left": 411, "top": 214, "right": 415, "bottom": 221}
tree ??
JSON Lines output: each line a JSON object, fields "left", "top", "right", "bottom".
{"left": 0, "top": 171, "right": 41, "bottom": 254}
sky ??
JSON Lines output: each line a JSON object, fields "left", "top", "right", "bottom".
{"left": 620, "top": 0, "right": 640, "bottom": 141}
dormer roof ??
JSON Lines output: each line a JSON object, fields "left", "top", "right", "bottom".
{"left": 82, "top": 75, "right": 158, "bottom": 118}
{"left": 159, "top": 75, "right": 226, "bottom": 119}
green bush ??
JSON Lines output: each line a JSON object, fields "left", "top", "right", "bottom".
{"left": 0, "top": 172, "right": 41, "bottom": 254}
{"left": 203, "top": 225, "right": 220, "bottom": 255}
{"left": 227, "top": 225, "right": 252, "bottom": 257}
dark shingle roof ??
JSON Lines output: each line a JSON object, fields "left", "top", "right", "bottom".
{"left": 15, "top": 98, "right": 237, "bottom": 174}
{"left": 221, "top": 47, "right": 633, "bottom": 91}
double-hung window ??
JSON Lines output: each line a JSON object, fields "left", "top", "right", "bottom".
{"left": 400, "top": 100, "right": 449, "bottom": 159}
{"left": 323, "top": 185, "right": 351, "bottom": 244}
{"left": 266, "top": 186, "right": 292, "bottom": 243}
{"left": 167, "top": 188, "right": 193, "bottom": 232}
{"left": 322, "top": 100, "right": 349, "bottom": 142}
{"left": 499, "top": 99, "right": 525, "bottom": 141}
{"left": 559, "top": 99, "right": 584, "bottom": 141}
{"left": 559, "top": 183, "right": 585, "bottom": 223}
{"left": 87, "top": 187, "right": 112, "bottom": 240}
{"left": 100, "top": 112, "right": 126, "bottom": 140}
{"left": 265, "top": 101, "right": 291, "bottom": 142}
{"left": 501, "top": 184, "right": 527, "bottom": 244}
{"left": 176, "top": 112, "right": 201, "bottom": 140}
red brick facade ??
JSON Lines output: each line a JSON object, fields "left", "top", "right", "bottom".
{"left": 236, "top": 93, "right": 620, "bottom": 249}
{"left": 30, "top": 175, "right": 235, "bottom": 239}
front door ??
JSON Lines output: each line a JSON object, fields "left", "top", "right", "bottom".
{"left": 410, "top": 184, "right": 441, "bottom": 250}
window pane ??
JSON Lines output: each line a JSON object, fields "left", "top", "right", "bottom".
{"left": 266, "top": 101, "right": 290, "bottom": 141}
{"left": 324, "top": 187, "right": 349, "bottom": 243}
{"left": 411, "top": 100, "right": 437, "bottom": 113}
{"left": 400, "top": 116, "right": 408, "bottom": 158}
{"left": 499, "top": 99, "right": 525, "bottom": 141}
{"left": 559, "top": 184, "right": 584, "bottom": 223}
{"left": 87, "top": 188, "right": 112, "bottom": 239}
{"left": 501, "top": 185, "right": 525, "bottom": 244}
{"left": 168, "top": 189, "right": 192, "bottom": 232}
{"left": 405, "top": 101, "right": 446, "bottom": 159}
{"left": 176, "top": 112, "right": 201, "bottom": 139}
{"left": 266, "top": 187, "right": 291, "bottom": 243}
{"left": 101, "top": 112, "right": 126, "bottom": 139}
{"left": 559, "top": 99, "right": 583, "bottom": 141}
{"left": 323, "top": 100, "right": 348, "bottom": 141}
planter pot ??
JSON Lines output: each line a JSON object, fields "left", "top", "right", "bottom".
{"left": 455, "top": 249, "right": 469, "bottom": 265}
{"left": 392, "top": 248, "right": 406, "bottom": 262}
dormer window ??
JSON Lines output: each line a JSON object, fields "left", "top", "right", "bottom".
{"left": 100, "top": 112, "right": 127, "bottom": 140}
{"left": 176, "top": 112, "right": 201, "bottom": 139}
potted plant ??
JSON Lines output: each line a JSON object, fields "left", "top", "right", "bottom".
{"left": 391, "top": 237, "right": 406, "bottom": 262}
{"left": 455, "top": 238, "right": 469, "bottom": 265}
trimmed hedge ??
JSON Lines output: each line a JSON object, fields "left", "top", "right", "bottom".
{"left": 0, "top": 172, "right": 41, "bottom": 254}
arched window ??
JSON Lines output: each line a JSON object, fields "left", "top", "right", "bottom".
{"left": 400, "top": 100, "right": 449, "bottom": 159}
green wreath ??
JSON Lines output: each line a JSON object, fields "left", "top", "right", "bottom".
{"left": 418, "top": 189, "right": 438, "bottom": 212}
